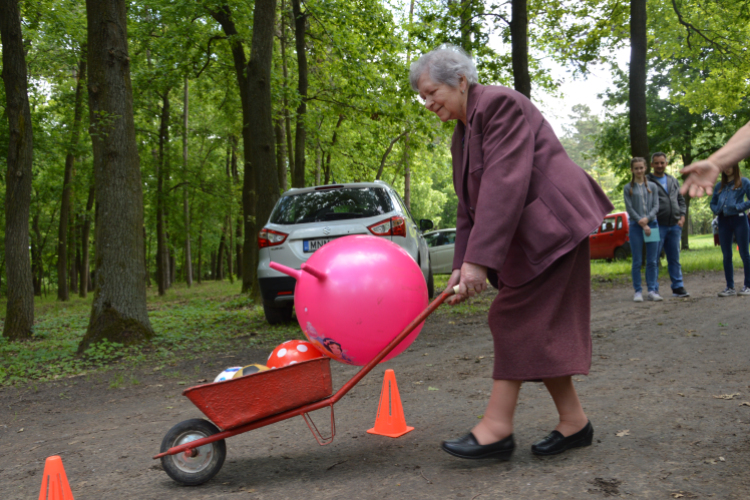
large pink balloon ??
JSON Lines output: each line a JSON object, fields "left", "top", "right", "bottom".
{"left": 270, "top": 235, "right": 428, "bottom": 366}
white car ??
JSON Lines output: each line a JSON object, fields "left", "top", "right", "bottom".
{"left": 257, "top": 181, "right": 434, "bottom": 324}
{"left": 424, "top": 228, "right": 456, "bottom": 274}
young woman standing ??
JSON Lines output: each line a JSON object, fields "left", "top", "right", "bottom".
{"left": 623, "top": 158, "right": 661, "bottom": 302}
{"left": 710, "top": 164, "right": 750, "bottom": 296}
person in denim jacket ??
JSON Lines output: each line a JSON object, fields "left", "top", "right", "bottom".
{"left": 709, "top": 164, "right": 750, "bottom": 296}
{"left": 623, "top": 158, "right": 661, "bottom": 302}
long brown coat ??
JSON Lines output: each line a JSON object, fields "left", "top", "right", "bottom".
{"left": 451, "top": 84, "right": 613, "bottom": 287}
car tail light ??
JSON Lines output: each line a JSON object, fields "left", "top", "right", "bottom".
{"left": 258, "top": 228, "right": 288, "bottom": 248}
{"left": 367, "top": 216, "right": 407, "bottom": 237}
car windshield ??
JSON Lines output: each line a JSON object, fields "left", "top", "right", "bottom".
{"left": 269, "top": 187, "right": 394, "bottom": 224}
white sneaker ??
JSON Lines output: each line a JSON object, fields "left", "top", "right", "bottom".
{"left": 718, "top": 288, "right": 737, "bottom": 297}
{"left": 633, "top": 292, "right": 643, "bottom": 302}
{"left": 739, "top": 286, "right": 750, "bottom": 296}
{"left": 647, "top": 291, "right": 663, "bottom": 302}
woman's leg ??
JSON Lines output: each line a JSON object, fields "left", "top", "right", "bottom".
{"left": 735, "top": 215, "right": 750, "bottom": 288}
{"left": 471, "top": 379, "right": 522, "bottom": 445}
{"left": 629, "top": 225, "right": 644, "bottom": 293}
{"left": 542, "top": 376, "right": 589, "bottom": 436}
{"left": 718, "top": 216, "right": 735, "bottom": 289}
{"left": 645, "top": 240, "right": 659, "bottom": 292}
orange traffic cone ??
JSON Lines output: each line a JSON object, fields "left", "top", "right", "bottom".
{"left": 38, "top": 456, "right": 74, "bottom": 500}
{"left": 367, "top": 369, "right": 414, "bottom": 438}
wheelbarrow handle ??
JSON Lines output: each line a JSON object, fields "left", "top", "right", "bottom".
{"left": 329, "top": 285, "right": 459, "bottom": 404}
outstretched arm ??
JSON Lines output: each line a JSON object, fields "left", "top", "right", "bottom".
{"left": 681, "top": 121, "right": 750, "bottom": 198}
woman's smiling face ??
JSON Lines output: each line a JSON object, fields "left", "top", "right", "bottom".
{"left": 417, "top": 72, "right": 466, "bottom": 123}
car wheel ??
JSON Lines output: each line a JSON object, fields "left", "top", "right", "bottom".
{"left": 263, "top": 300, "right": 293, "bottom": 325}
{"left": 426, "top": 263, "right": 435, "bottom": 299}
{"left": 613, "top": 246, "right": 628, "bottom": 261}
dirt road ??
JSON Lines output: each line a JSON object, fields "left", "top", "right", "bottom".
{"left": 2, "top": 271, "right": 749, "bottom": 499}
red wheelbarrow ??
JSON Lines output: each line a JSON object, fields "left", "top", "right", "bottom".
{"left": 153, "top": 287, "right": 457, "bottom": 485}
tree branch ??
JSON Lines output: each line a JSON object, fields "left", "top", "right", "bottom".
{"left": 375, "top": 130, "right": 408, "bottom": 180}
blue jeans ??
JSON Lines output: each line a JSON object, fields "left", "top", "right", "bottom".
{"left": 718, "top": 214, "right": 750, "bottom": 289}
{"left": 656, "top": 224, "right": 684, "bottom": 291}
{"left": 630, "top": 221, "right": 659, "bottom": 293}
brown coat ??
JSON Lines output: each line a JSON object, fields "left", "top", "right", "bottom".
{"left": 451, "top": 84, "right": 613, "bottom": 287}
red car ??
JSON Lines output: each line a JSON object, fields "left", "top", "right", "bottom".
{"left": 589, "top": 212, "right": 631, "bottom": 260}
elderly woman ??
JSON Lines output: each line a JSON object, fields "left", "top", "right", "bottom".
{"left": 410, "top": 45, "right": 613, "bottom": 460}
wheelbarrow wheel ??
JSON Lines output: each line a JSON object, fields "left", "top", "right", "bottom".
{"left": 160, "top": 418, "right": 226, "bottom": 486}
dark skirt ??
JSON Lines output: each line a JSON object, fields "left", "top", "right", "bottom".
{"left": 489, "top": 238, "right": 591, "bottom": 380}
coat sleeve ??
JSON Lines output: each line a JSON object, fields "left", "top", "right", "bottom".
{"left": 675, "top": 178, "right": 687, "bottom": 217}
{"left": 623, "top": 185, "right": 639, "bottom": 222}
{"left": 452, "top": 195, "right": 472, "bottom": 270}
{"left": 647, "top": 183, "right": 659, "bottom": 222}
{"left": 461, "top": 94, "right": 535, "bottom": 272}
{"left": 710, "top": 186, "right": 720, "bottom": 214}
{"left": 737, "top": 178, "right": 750, "bottom": 213}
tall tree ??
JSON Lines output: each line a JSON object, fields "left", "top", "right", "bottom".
{"left": 629, "top": 0, "right": 649, "bottom": 162}
{"left": 1, "top": 0, "right": 35, "bottom": 340}
{"left": 78, "top": 0, "right": 153, "bottom": 352}
{"left": 510, "top": 0, "right": 530, "bottom": 98}
{"left": 291, "top": 0, "right": 307, "bottom": 188}
{"left": 57, "top": 51, "right": 87, "bottom": 301}
{"left": 183, "top": 76, "right": 193, "bottom": 287}
{"left": 210, "top": 0, "right": 280, "bottom": 295}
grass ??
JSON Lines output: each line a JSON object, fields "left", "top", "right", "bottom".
{"left": 0, "top": 281, "right": 302, "bottom": 386}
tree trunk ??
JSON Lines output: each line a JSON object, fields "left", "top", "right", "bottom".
{"left": 403, "top": 133, "right": 411, "bottom": 209}
{"left": 211, "top": 0, "right": 280, "bottom": 297}
{"left": 235, "top": 215, "right": 242, "bottom": 279}
{"left": 681, "top": 149, "right": 694, "bottom": 251}
{"left": 315, "top": 145, "right": 322, "bottom": 185}
{"left": 183, "top": 76, "right": 193, "bottom": 287}
{"left": 57, "top": 53, "right": 86, "bottom": 301}
{"left": 510, "top": 0, "right": 531, "bottom": 98}
{"left": 275, "top": 117, "right": 287, "bottom": 191}
{"left": 324, "top": 114, "right": 344, "bottom": 185}
{"left": 1, "top": 0, "right": 35, "bottom": 340}
{"left": 156, "top": 90, "right": 170, "bottom": 296}
{"left": 78, "top": 0, "right": 153, "bottom": 353}
{"left": 216, "top": 235, "right": 225, "bottom": 280}
{"left": 68, "top": 203, "right": 78, "bottom": 294}
{"left": 280, "top": 0, "right": 295, "bottom": 181}
{"left": 79, "top": 184, "right": 93, "bottom": 296}
{"left": 226, "top": 215, "right": 234, "bottom": 284}
{"left": 291, "top": 0, "right": 307, "bottom": 188}
{"left": 629, "top": 0, "right": 650, "bottom": 162}
{"left": 197, "top": 225, "right": 203, "bottom": 284}
{"left": 31, "top": 214, "right": 43, "bottom": 296}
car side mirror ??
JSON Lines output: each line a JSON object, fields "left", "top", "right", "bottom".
{"left": 419, "top": 219, "right": 434, "bottom": 232}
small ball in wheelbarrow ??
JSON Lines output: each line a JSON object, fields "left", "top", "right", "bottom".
{"left": 231, "top": 363, "right": 270, "bottom": 378}
{"left": 269, "top": 235, "right": 428, "bottom": 366}
{"left": 213, "top": 366, "right": 242, "bottom": 382}
{"left": 267, "top": 340, "right": 324, "bottom": 369}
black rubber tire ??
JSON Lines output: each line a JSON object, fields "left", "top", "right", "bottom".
{"left": 426, "top": 264, "right": 435, "bottom": 299}
{"left": 613, "top": 246, "right": 628, "bottom": 261}
{"left": 263, "top": 300, "right": 293, "bottom": 325}
{"left": 160, "top": 419, "right": 226, "bottom": 486}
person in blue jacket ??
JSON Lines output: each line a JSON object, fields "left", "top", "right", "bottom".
{"left": 710, "top": 164, "right": 750, "bottom": 296}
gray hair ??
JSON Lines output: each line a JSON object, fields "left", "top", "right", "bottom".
{"left": 409, "top": 44, "right": 478, "bottom": 92}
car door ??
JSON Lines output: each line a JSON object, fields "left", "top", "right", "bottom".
{"left": 597, "top": 217, "right": 616, "bottom": 258}
{"left": 429, "top": 230, "right": 456, "bottom": 274}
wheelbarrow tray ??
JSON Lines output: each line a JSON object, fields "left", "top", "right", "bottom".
{"left": 183, "top": 357, "right": 333, "bottom": 430}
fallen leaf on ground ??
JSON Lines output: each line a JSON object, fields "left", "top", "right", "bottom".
{"left": 18, "top": 428, "right": 24, "bottom": 433}
{"left": 671, "top": 494, "right": 684, "bottom": 499}
{"left": 629, "top": 358, "right": 640, "bottom": 361}
{"left": 428, "top": 387, "right": 439, "bottom": 391}
{"left": 713, "top": 393, "right": 740, "bottom": 400}
{"left": 196, "top": 379, "right": 207, "bottom": 383}
{"left": 705, "top": 458, "right": 717, "bottom": 464}
{"left": 739, "top": 402, "right": 750, "bottom": 407}
{"left": 616, "top": 429, "right": 630, "bottom": 437}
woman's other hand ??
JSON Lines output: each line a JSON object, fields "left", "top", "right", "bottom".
{"left": 644, "top": 226, "right": 651, "bottom": 237}
{"left": 680, "top": 159, "right": 720, "bottom": 198}
{"left": 458, "top": 262, "right": 488, "bottom": 298}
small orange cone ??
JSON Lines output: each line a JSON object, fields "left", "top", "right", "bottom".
{"left": 38, "top": 456, "right": 74, "bottom": 500}
{"left": 367, "top": 369, "right": 414, "bottom": 438}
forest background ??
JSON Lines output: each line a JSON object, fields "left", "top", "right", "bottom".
{"left": 1, "top": 0, "right": 749, "bottom": 354}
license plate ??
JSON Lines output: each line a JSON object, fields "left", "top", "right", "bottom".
{"left": 303, "top": 238, "right": 333, "bottom": 253}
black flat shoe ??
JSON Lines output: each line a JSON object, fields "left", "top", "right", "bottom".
{"left": 531, "top": 421, "right": 593, "bottom": 456}
{"left": 441, "top": 432, "right": 515, "bottom": 460}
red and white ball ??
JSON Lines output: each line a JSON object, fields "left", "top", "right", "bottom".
{"left": 267, "top": 340, "right": 323, "bottom": 369}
